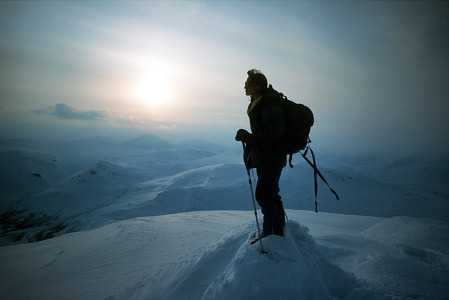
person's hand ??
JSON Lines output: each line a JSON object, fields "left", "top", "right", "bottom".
{"left": 235, "top": 129, "right": 251, "bottom": 142}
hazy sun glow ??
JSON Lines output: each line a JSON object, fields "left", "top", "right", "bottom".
{"left": 137, "top": 70, "right": 172, "bottom": 106}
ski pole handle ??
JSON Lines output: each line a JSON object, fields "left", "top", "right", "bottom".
{"left": 241, "top": 142, "right": 251, "bottom": 175}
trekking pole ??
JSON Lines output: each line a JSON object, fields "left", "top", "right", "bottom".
{"left": 242, "top": 142, "right": 267, "bottom": 254}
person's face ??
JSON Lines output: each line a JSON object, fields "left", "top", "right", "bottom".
{"left": 244, "top": 77, "right": 260, "bottom": 97}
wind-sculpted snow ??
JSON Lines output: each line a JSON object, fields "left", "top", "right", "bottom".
{"left": 1, "top": 210, "right": 448, "bottom": 299}
{"left": 315, "top": 215, "right": 449, "bottom": 299}
{"left": 358, "top": 216, "right": 449, "bottom": 299}
{"left": 113, "top": 220, "right": 379, "bottom": 300}
{"left": 200, "top": 222, "right": 364, "bottom": 300}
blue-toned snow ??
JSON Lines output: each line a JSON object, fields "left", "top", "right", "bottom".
{"left": 0, "top": 137, "right": 448, "bottom": 299}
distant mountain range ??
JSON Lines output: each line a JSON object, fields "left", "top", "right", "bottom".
{"left": 0, "top": 134, "right": 448, "bottom": 245}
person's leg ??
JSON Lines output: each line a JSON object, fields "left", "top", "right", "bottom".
{"left": 256, "top": 167, "right": 284, "bottom": 237}
{"left": 271, "top": 167, "right": 283, "bottom": 236}
{"left": 256, "top": 167, "right": 272, "bottom": 236}
{"left": 275, "top": 195, "right": 286, "bottom": 227}
{"left": 261, "top": 200, "right": 278, "bottom": 236}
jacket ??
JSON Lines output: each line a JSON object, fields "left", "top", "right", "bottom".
{"left": 246, "top": 88, "right": 287, "bottom": 168}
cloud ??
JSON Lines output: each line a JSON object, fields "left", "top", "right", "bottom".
{"left": 34, "top": 103, "right": 107, "bottom": 121}
{"left": 158, "top": 124, "right": 178, "bottom": 130}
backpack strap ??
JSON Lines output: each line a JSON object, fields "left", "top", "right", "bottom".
{"left": 301, "top": 144, "right": 339, "bottom": 213}
{"left": 288, "top": 153, "right": 294, "bottom": 168}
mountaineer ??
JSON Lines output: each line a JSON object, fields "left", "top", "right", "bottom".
{"left": 235, "top": 69, "right": 286, "bottom": 237}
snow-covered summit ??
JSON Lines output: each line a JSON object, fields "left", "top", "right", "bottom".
{"left": 2, "top": 211, "right": 447, "bottom": 300}
{"left": 114, "top": 220, "right": 372, "bottom": 300}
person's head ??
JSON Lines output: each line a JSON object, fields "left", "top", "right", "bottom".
{"left": 245, "top": 69, "right": 268, "bottom": 98}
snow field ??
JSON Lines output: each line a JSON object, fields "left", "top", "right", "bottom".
{"left": 1, "top": 136, "right": 448, "bottom": 299}
{"left": 1, "top": 210, "right": 448, "bottom": 300}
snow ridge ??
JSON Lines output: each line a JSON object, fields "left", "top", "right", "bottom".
{"left": 113, "top": 221, "right": 379, "bottom": 300}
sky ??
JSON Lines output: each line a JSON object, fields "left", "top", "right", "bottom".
{"left": 1, "top": 1, "right": 448, "bottom": 155}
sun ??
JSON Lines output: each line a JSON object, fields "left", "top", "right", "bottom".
{"left": 136, "top": 70, "right": 172, "bottom": 106}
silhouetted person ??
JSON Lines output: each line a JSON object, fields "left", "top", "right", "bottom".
{"left": 235, "top": 69, "right": 286, "bottom": 237}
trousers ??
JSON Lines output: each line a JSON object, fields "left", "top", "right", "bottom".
{"left": 256, "top": 166, "right": 284, "bottom": 237}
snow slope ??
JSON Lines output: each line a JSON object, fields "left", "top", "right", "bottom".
{"left": 1, "top": 211, "right": 448, "bottom": 300}
{"left": 2, "top": 136, "right": 447, "bottom": 219}
{"left": 1, "top": 135, "right": 448, "bottom": 299}
{"left": 0, "top": 149, "right": 63, "bottom": 204}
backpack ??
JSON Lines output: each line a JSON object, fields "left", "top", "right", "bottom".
{"left": 265, "top": 86, "right": 313, "bottom": 161}
{"left": 269, "top": 85, "right": 339, "bottom": 212}
{"left": 278, "top": 94, "right": 314, "bottom": 160}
